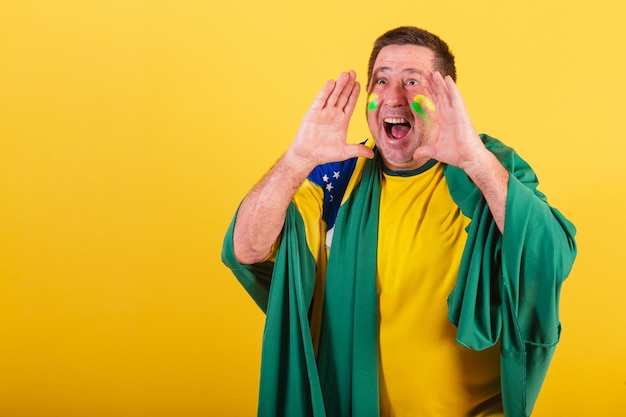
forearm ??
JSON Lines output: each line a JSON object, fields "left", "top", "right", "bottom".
{"left": 233, "top": 150, "right": 316, "bottom": 264}
{"left": 232, "top": 71, "right": 371, "bottom": 263}
{"left": 462, "top": 150, "right": 509, "bottom": 233}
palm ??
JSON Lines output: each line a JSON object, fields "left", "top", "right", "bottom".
{"left": 290, "top": 71, "right": 374, "bottom": 167}
{"left": 413, "top": 72, "right": 485, "bottom": 169}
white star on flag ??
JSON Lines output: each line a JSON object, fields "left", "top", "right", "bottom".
{"left": 333, "top": 171, "right": 340, "bottom": 179}
{"left": 326, "top": 183, "right": 334, "bottom": 192}
{"left": 322, "top": 174, "right": 329, "bottom": 183}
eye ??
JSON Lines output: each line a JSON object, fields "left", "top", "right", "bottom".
{"left": 406, "top": 79, "right": 419, "bottom": 86}
{"left": 376, "top": 78, "right": 387, "bottom": 85}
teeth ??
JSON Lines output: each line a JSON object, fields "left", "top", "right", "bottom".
{"left": 384, "top": 118, "right": 408, "bottom": 124}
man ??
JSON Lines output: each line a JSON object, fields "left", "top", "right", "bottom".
{"left": 222, "top": 26, "right": 577, "bottom": 417}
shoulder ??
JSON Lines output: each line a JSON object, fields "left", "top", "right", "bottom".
{"left": 306, "top": 139, "right": 374, "bottom": 229}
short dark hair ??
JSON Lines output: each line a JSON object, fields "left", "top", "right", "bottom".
{"left": 367, "top": 26, "right": 456, "bottom": 84}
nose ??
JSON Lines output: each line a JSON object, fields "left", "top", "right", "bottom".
{"left": 383, "top": 82, "right": 409, "bottom": 107}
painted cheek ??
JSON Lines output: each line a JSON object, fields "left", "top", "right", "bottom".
{"left": 411, "top": 102, "right": 426, "bottom": 119}
{"left": 412, "top": 94, "right": 435, "bottom": 120}
{"left": 367, "top": 93, "right": 379, "bottom": 111}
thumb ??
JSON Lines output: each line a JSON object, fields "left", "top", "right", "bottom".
{"left": 342, "top": 143, "right": 375, "bottom": 160}
{"left": 412, "top": 144, "right": 436, "bottom": 161}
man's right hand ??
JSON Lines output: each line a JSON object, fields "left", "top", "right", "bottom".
{"left": 284, "top": 70, "right": 375, "bottom": 171}
{"left": 233, "top": 71, "right": 373, "bottom": 265}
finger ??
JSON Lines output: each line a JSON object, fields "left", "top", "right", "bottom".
{"left": 334, "top": 70, "right": 358, "bottom": 111}
{"left": 444, "top": 75, "right": 468, "bottom": 110}
{"left": 427, "top": 71, "right": 451, "bottom": 108}
{"left": 310, "top": 79, "right": 336, "bottom": 111}
{"left": 413, "top": 143, "right": 438, "bottom": 162}
{"left": 341, "top": 143, "right": 375, "bottom": 160}
{"left": 343, "top": 79, "right": 361, "bottom": 116}
{"left": 325, "top": 71, "right": 352, "bottom": 109}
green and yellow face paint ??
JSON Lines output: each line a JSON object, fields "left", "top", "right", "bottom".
{"left": 411, "top": 94, "right": 436, "bottom": 120}
{"left": 367, "top": 93, "right": 379, "bottom": 111}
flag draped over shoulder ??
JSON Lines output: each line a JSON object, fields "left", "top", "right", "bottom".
{"left": 222, "top": 135, "right": 577, "bottom": 417}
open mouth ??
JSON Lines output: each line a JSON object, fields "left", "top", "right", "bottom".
{"left": 384, "top": 117, "right": 412, "bottom": 140}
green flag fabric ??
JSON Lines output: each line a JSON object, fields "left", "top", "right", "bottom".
{"left": 222, "top": 135, "right": 577, "bottom": 417}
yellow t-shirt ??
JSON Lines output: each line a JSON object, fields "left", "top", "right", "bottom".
{"left": 377, "top": 162, "right": 502, "bottom": 417}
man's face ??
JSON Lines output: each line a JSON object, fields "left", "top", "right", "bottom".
{"left": 366, "top": 44, "right": 439, "bottom": 171}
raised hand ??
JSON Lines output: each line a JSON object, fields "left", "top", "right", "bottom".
{"left": 233, "top": 71, "right": 374, "bottom": 264}
{"left": 286, "top": 71, "right": 374, "bottom": 170}
{"left": 413, "top": 71, "right": 509, "bottom": 232}
{"left": 412, "top": 72, "right": 487, "bottom": 171}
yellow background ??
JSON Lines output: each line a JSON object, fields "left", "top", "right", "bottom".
{"left": 1, "top": 0, "right": 625, "bottom": 415}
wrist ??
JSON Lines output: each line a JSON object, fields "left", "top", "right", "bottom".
{"left": 281, "top": 148, "right": 318, "bottom": 177}
{"left": 459, "top": 148, "right": 497, "bottom": 178}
